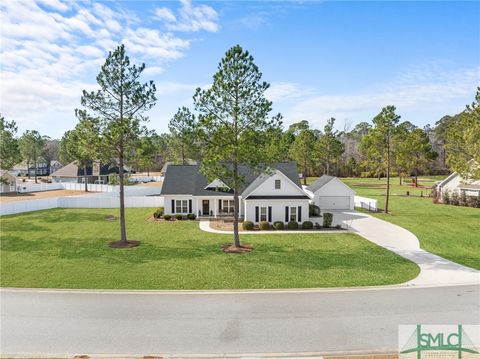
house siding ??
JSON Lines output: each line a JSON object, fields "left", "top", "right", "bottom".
{"left": 244, "top": 199, "right": 309, "bottom": 224}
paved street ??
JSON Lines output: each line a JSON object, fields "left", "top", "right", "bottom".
{"left": 1, "top": 285, "right": 479, "bottom": 357}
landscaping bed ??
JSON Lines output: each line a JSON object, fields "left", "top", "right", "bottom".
{"left": 0, "top": 208, "right": 419, "bottom": 289}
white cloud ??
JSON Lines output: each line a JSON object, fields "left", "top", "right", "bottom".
{"left": 154, "top": 7, "right": 177, "bottom": 23}
{"left": 285, "top": 65, "right": 480, "bottom": 127}
{"left": 154, "top": 0, "right": 219, "bottom": 33}
{"left": 266, "top": 82, "right": 312, "bottom": 102}
{"left": 0, "top": 0, "right": 218, "bottom": 136}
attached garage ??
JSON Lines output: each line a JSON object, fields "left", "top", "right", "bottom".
{"left": 306, "top": 175, "right": 355, "bottom": 211}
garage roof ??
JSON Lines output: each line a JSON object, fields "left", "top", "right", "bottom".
{"left": 305, "top": 175, "right": 335, "bottom": 193}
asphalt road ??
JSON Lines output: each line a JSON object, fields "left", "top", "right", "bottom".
{"left": 1, "top": 285, "right": 479, "bottom": 356}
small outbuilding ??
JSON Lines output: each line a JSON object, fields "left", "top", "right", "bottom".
{"left": 0, "top": 170, "right": 17, "bottom": 193}
{"left": 306, "top": 175, "right": 355, "bottom": 211}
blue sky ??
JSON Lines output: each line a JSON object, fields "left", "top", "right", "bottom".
{"left": 1, "top": 0, "right": 479, "bottom": 139}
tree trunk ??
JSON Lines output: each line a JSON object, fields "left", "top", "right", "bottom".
{"left": 399, "top": 175, "right": 402, "bottom": 185}
{"left": 84, "top": 165, "right": 88, "bottom": 192}
{"left": 326, "top": 161, "right": 330, "bottom": 176}
{"left": 415, "top": 169, "right": 418, "bottom": 187}
{"left": 232, "top": 163, "right": 240, "bottom": 247}
{"left": 385, "top": 135, "right": 391, "bottom": 214}
{"left": 303, "top": 171, "right": 307, "bottom": 185}
{"left": 34, "top": 160, "right": 38, "bottom": 184}
{"left": 119, "top": 148, "right": 127, "bottom": 243}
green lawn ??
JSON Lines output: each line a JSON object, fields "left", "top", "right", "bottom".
{"left": 0, "top": 208, "right": 419, "bottom": 289}
{"left": 318, "top": 176, "right": 479, "bottom": 270}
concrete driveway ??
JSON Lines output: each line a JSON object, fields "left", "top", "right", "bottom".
{"left": 333, "top": 210, "right": 479, "bottom": 287}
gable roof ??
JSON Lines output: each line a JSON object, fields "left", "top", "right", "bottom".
{"left": 306, "top": 175, "right": 335, "bottom": 193}
{"left": 160, "top": 161, "right": 302, "bottom": 197}
{"left": 50, "top": 161, "right": 123, "bottom": 177}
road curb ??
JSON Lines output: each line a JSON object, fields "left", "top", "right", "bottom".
{"left": 0, "top": 350, "right": 399, "bottom": 359}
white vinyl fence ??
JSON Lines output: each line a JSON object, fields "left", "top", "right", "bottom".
{"left": 354, "top": 196, "right": 378, "bottom": 212}
{"left": 13, "top": 182, "right": 161, "bottom": 194}
{"left": 0, "top": 195, "right": 164, "bottom": 216}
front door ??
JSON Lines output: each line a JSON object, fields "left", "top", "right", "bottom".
{"left": 202, "top": 200, "right": 210, "bottom": 216}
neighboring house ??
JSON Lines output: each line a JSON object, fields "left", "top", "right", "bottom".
{"left": 49, "top": 160, "right": 63, "bottom": 174}
{"left": 11, "top": 162, "right": 29, "bottom": 177}
{"left": 305, "top": 175, "right": 355, "bottom": 211}
{"left": 0, "top": 170, "right": 17, "bottom": 193}
{"left": 11, "top": 160, "right": 62, "bottom": 176}
{"left": 161, "top": 162, "right": 311, "bottom": 224}
{"left": 50, "top": 161, "right": 127, "bottom": 184}
{"left": 436, "top": 172, "right": 480, "bottom": 198}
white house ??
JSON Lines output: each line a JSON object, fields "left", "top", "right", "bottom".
{"left": 436, "top": 172, "right": 480, "bottom": 198}
{"left": 305, "top": 175, "right": 355, "bottom": 211}
{"left": 160, "top": 162, "right": 310, "bottom": 224}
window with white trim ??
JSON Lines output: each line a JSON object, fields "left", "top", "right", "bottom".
{"left": 260, "top": 207, "right": 267, "bottom": 221}
{"left": 275, "top": 179, "right": 281, "bottom": 189}
{"left": 175, "top": 200, "right": 188, "bottom": 213}
{"left": 290, "top": 206, "right": 297, "bottom": 221}
{"left": 222, "top": 199, "right": 235, "bottom": 213}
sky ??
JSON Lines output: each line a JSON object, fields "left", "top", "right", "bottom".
{"left": 1, "top": 0, "right": 479, "bottom": 139}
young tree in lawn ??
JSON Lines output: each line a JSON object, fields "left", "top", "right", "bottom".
{"left": 79, "top": 44, "right": 156, "bottom": 247}
{"left": 0, "top": 115, "right": 21, "bottom": 170}
{"left": 393, "top": 121, "right": 415, "bottom": 185}
{"left": 19, "top": 130, "right": 47, "bottom": 183}
{"left": 193, "top": 45, "right": 282, "bottom": 251}
{"left": 289, "top": 127, "right": 317, "bottom": 185}
{"left": 371, "top": 106, "right": 400, "bottom": 213}
{"left": 402, "top": 127, "right": 437, "bottom": 186}
{"left": 445, "top": 87, "right": 480, "bottom": 180}
{"left": 316, "top": 117, "right": 344, "bottom": 175}
{"left": 168, "top": 107, "right": 198, "bottom": 164}
{"left": 135, "top": 132, "right": 159, "bottom": 175}
{"left": 60, "top": 115, "right": 100, "bottom": 192}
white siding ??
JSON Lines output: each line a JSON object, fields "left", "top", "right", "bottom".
{"left": 244, "top": 199, "right": 310, "bottom": 224}
{"left": 249, "top": 171, "right": 306, "bottom": 197}
{"left": 312, "top": 178, "right": 355, "bottom": 210}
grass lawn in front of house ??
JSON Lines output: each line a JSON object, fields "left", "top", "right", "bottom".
{"left": 0, "top": 208, "right": 419, "bottom": 289}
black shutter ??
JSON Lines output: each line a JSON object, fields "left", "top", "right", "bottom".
{"left": 255, "top": 206, "right": 259, "bottom": 222}
{"left": 219, "top": 199, "right": 222, "bottom": 211}
{"left": 298, "top": 206, "right": 302, "bottom": 222}
{"left": 285, "top": 206, "right": 289, "bottom": 222}
{"left": 189, "top": 199, "right": 192, "bottom": 213}
{"left": 268, "top": 206, "right": 272, "bottom": 222}
{"left": 171, "top": 199, "right": 175, "bottom": 213}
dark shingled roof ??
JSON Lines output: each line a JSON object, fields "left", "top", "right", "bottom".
{"left": 160, "top": 161, "right": 301, "bottom": 196}
{"left": 305, "top": 175, "right": 335, "bottom": 193}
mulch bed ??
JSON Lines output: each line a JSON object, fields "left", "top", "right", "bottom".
{"left": 221, "top": 243, "right": 253, "bottom": 253}
{"left": 108, "top": 240, "right": 141, "bottom": 248}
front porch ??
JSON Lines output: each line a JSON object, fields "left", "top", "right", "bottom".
{"left": 195, "top": 197, "right": 242, "bottom": 218}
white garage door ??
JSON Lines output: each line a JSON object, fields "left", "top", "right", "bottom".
{"left": 317, "top": 196, "right": 351, "bottom": 210}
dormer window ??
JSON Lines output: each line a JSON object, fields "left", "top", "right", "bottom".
{"left": 275, "top": 179, "right": 281, "bottom": 189}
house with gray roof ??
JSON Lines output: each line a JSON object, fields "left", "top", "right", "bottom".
{"left": 160, "top": 161, "right": 311, "bottom": 224}
{"left": 305, "top": 175, "right": 355, "bottom": 210}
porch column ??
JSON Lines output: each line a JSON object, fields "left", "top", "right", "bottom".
{"left": 214, "top": 198, "right": 217, "bottom": 218}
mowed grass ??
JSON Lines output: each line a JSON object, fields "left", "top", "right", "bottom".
{"left": 0, "top": 208, "right": 419, "bottom": 289}
{"left": 309, "top": 176, "right": 479, "bottom": 270}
